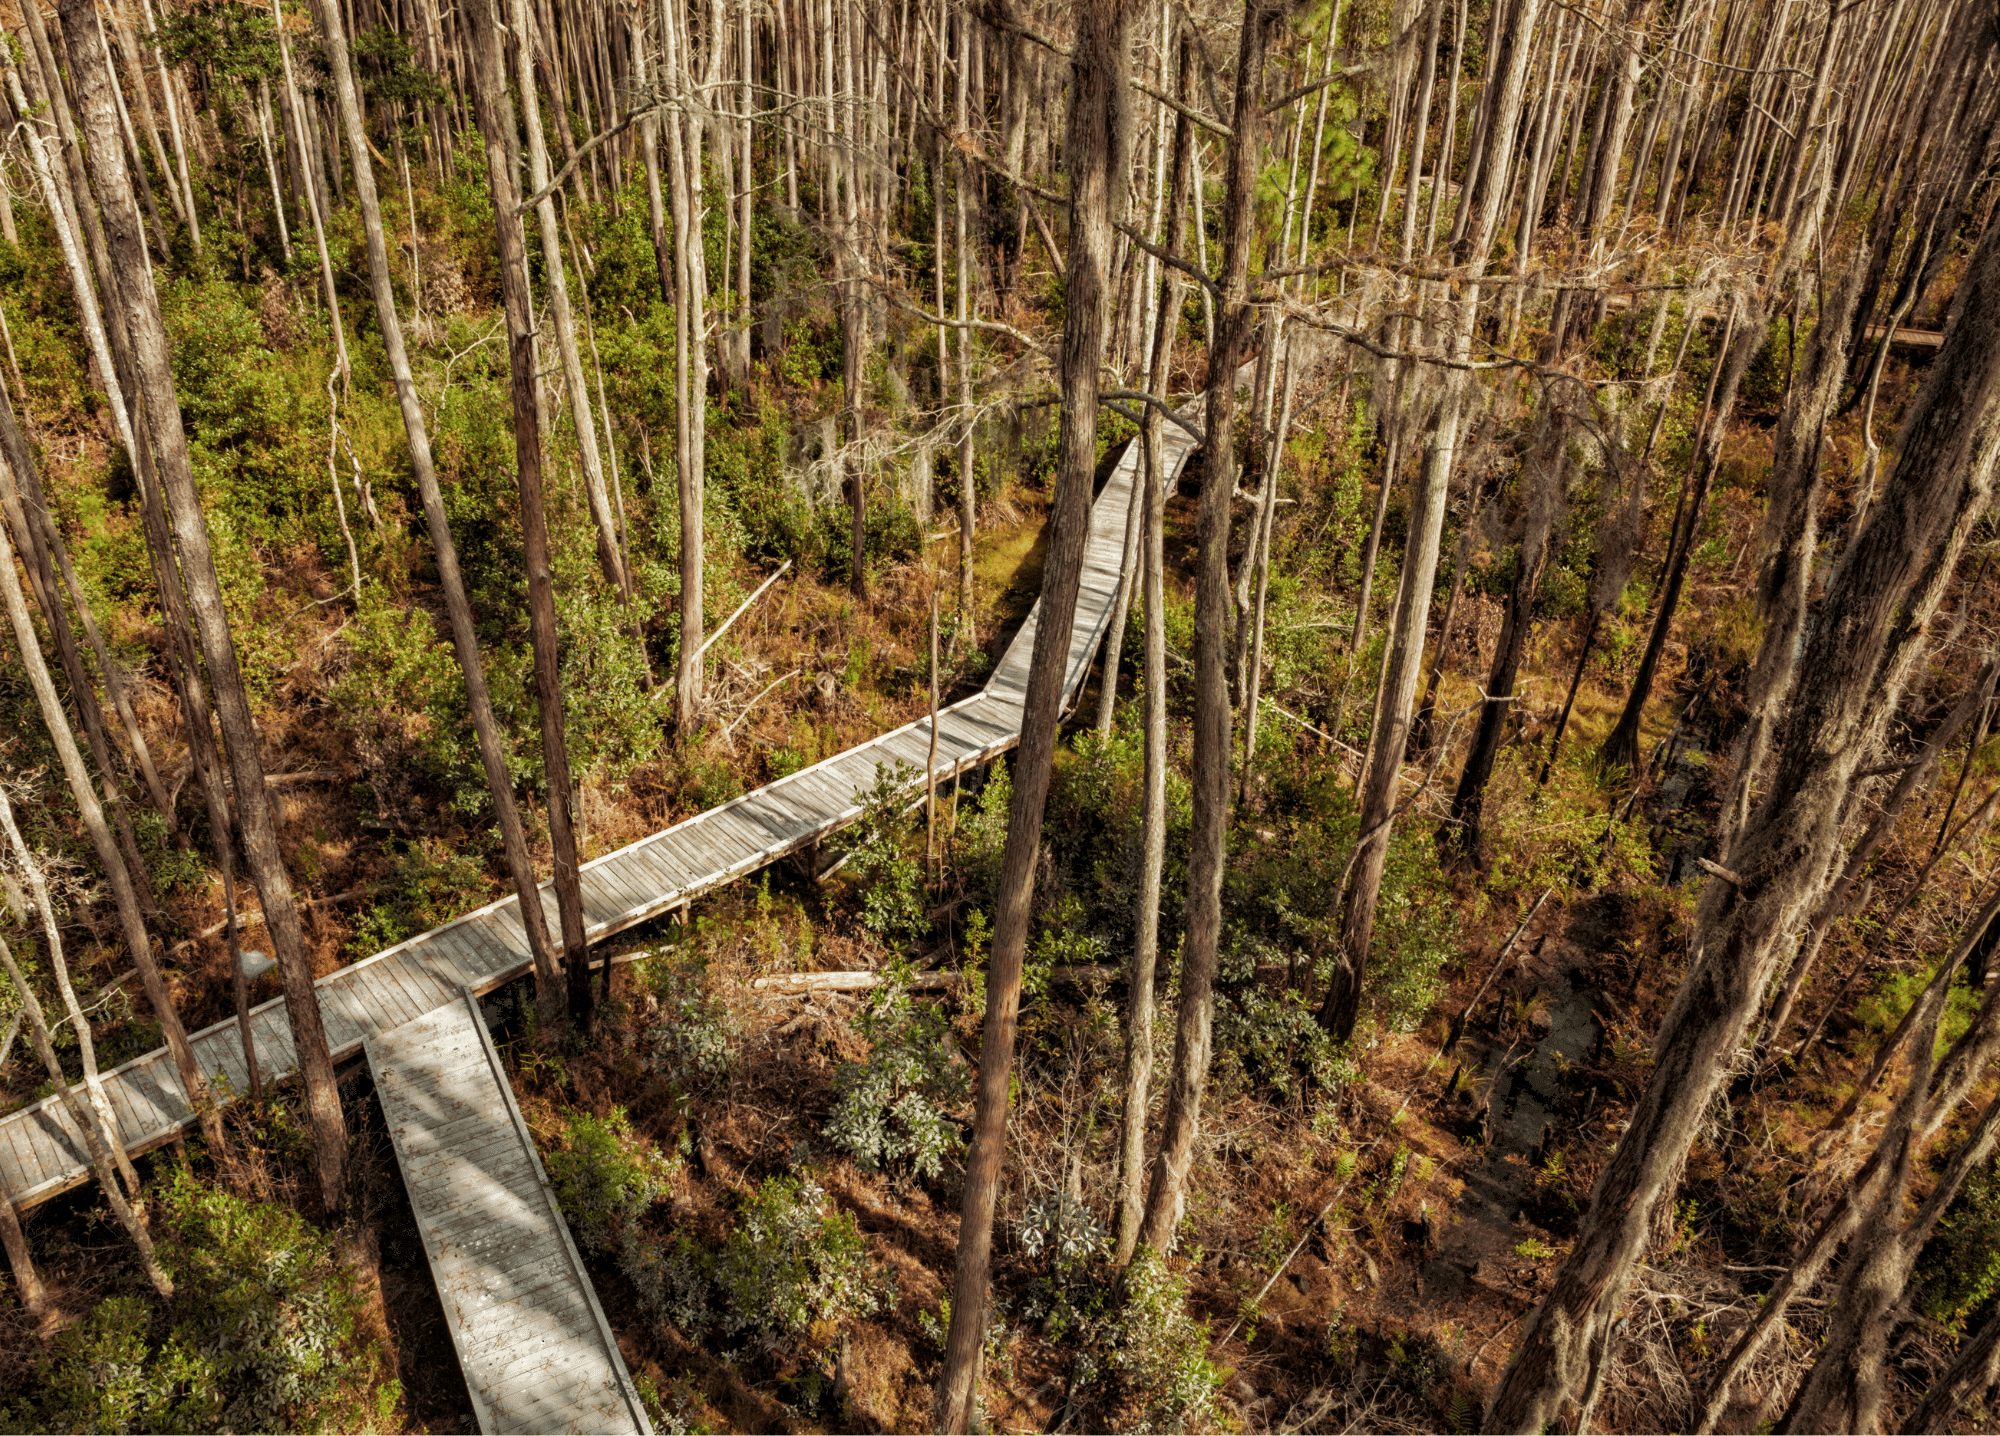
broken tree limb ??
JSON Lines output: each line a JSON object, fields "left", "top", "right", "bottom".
{"left": 752, "top": 965, "right": 1118, "bottom": 994}
{"left": 1445, "top": 885, "right": 1555, "bottom": 1053}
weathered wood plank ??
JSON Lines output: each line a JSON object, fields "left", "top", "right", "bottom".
{"left": 367, "top": 995, "right": 650, "bottom": 1435}
{"left": 0, "top": 409, "right": 1183, "bottom": 1216}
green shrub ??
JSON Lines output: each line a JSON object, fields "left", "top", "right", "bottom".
{"left": 644, "top": 955, "right": 737, "bottom": 1093}
{"left": 545, "top": 1106, "right": 678, "bottom": 1254}
{"left": 14, "top": 1170, "right": 397, "bottom": 1433}
{"left": 832, "top": 760, "right": 927, "bottom": 940}
{"left": 348, "top": 836, "right": 497, "bottom": 959}
{"left": 1110, "top": 1248, "right": 1224, "bottom": 1434}
{"left": 1918, "top": 1157, "right": 2000, "bottom": 1329}
{"left": 624, "top": 1174, "right": 879, "bottom": 1349}
{"left": 825, "top": 963, "right": 968, "bottom": 1179}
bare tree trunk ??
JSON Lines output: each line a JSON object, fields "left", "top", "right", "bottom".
{"left": 1136, "top": 0, "right": 1280, "bottom": 1254}
{"left": 63, "top": 0, "right": 344, "bottom": 1206}
{"left": 305, "top": 0, "right": 563, "bottom": 1011}
{"left": 0, "top": 1175, "right": 43, "bottom": 1326}
{"left": 0, "top": 931, "right": 171, "bottom": 1298}
{"left": 0, "top": 785, "right": 142, "bottom": 1197}
{"left": 1905, "top": 1303, "right": 2000, "bottom": 1432}
{"left": 466, "top": 0, "right": 594, "bottom": 1028}
{"left": 511, "top": 0, "right": 631, "bottom": 599}
{"left": 955, "top": 9, "right": 975, "bottom": 644}
{"left": 1115, "top": 33, "right": 1192, "bottom": 1266}
{"left": 932, "top": 4, "right": 1133, "bottom": 1426}
{"left": 1598, "top": 303, "right": 1744, "bottom": 776}
{"left": 1758, "top": 648, "right": 2000, "bottom": 1073}
{"left": 635, "top": 13, "right": 675, "bottom": 307}
{"left": 1485, "top": 198, "right": 2000, "bottom": 1436}
{"left": 1719, "top": 260, "right": 1865, "bottom": 846}
{"left": 1782, "top": 892, "right": 2000, "bottom": 1431}
{"left": 1325, "top": 0, "right": 1543, "bottom": 1045}
{"left": 1442, "top": 440, "right": 1563, "bottom": 863}
{"left": 0, "top": 380, "right": 171, "bottom": 828}
{"left": 135, "top": 0, "right": 198, "bottom": 246}
{"left": 664, "top": 0, "right": 708, "bottom": 732}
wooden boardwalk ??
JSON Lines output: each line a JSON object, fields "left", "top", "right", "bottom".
{"left": 0, "top": 415, "right": 1196, "bottom": 1214}
{"left": 367, "top": 992, "right": 652, "bottom": 1435}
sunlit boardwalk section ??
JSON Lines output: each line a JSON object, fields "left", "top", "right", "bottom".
{"left": 0, "top": 415, "right": 1194, "bottom": 1213}
{"left": 367, "top": 992, "right": 652, "bottom": 1435}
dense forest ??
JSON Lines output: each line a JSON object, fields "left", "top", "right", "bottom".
{"left": 0, "top": 0, "right": 1995, "bottom": 1427}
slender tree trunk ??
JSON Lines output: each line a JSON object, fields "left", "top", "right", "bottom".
{"left": 635, "top": 14, "right": 675, "bottom": 307}
{"left": 0, "top": 1170, "right": 43, "bottom": 1325}
{"left": 1598, "top": 303, "right": 1744, "bottom": 776}
{"left": 1758, "top": 649, "right": 2000, "bottom": 1072}
{"left": 1443, "top": 443, "right": 1563, "bottom": 863}
{"left": 0, "top": 785, "right": 142, "bottom": 1197}
{"left": 1485, "top": 196, "right": 2000, "bottom": 1436}
{"left": 1719, "top": 261, "right": 1865, "bottom": 847}
{"left": 0, "top": 931, "right": 170, "bottom": 1298}
{"left": 466, "top": 0, "right": 593, "bottom": 1027}
{"left": 63, "top": 0, "right": 344, "bottom": 1205}
{"left": 0, "top": 382, "right": 171, "bottom": 830}
{"left": 305, "top": 0, "right": 563, "bottom": 1010}
{"left": 932, "top": 5, "right": 1133, "bottom": 1426}
{"left": 1115, "top": 36, "right": 1191, "bottom": 1266}
{"left": 664, "top": 0, "right": 708, "bottom": 732}
{"left": 511, "top": 0, "right": 631, "bottom": 599}
{"left": 1323, "top": 0, "right": 1543, "bottom": 1043}
{"left": 954, "top": 10, "right": 975, "bottom": 644}
{"left": 135, "top": 0, "right": 198, "bottom": 246}
{"left": 0, "top": 450, "right": 225, "bottom": 1162}
{"left": 1137, "top": 0, "right": 1280, "bottom": 1255}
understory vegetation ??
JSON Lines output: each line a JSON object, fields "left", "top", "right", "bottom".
{"left": 0, "top": 0, "right": 1997, "bottom": 1429}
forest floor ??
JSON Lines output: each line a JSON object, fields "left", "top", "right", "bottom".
{"left": 5, "top": 377, "right": 1981, "bottom": 1433}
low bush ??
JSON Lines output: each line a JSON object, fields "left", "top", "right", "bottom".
{"left": 644, "top": 955, "right": 738, "bottom": 1095}
{"left": 825, "top": 963, "right": 968, "bottom": 1179}
{"left": 830, "top": 760, "right": 927, "bottom": 940}
{"left": 624, "top": 1173, "right": 879, "bottom": 1352}
{"left": 546, "top": 1105, "right": 679, "bottom": 1254}
{"left": 13, "top": 1170, "right": 397, "bottom": 1433}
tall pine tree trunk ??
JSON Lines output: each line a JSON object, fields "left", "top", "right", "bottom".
{"left": 1486, "top": 188, "right": 2000, "bottom": 1436}
{"left": 466, "top": 0, "right": 594, "bottom": 1027}
{"left": 62, "top": 0, "right": 345, "bottom": 1207}
{"left": 1115, "top": 33, "right": 1192, "bottom": 1266}
{"left": 1137, "top": 0, "right": 1280, "bottom": 1253}
{"left": 310, "top": 0, "right": 564, "bottom": 1010}
{"left": 932, "top": 4, "right": 1134, "bottom": 1425}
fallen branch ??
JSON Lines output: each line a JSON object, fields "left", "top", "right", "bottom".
{"left": 1445, "top": 885, "right": 1556, "bottom": 1053}
{"left": 171, "top": 884, "right": 381, "bottom": 955}
{"left": 752, "top": 964, "right": 1117, "bottom": 994}
{"left": 699, "top": 560, "right": 792, "bottom": 660}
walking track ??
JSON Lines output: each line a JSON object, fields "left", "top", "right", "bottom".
{"left": 0, "top": 412, "right": 1198, "bottom": 1430}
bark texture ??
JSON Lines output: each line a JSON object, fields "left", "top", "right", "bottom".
{"left": 1485, "top": 201, "right": 2000, "bottom": 1436}
{"left": 933, "top": 4, "right": 1134, "bottom": 1425}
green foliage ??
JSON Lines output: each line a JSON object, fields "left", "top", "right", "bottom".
{"left": 155, "top": 1, "right": 281, "bottom": 80}
{"left": 546, "top": 1105, "right": 678, "bottom": 1254}
{"left": 626, "top": 1174, "right": 879, "bottom": 1349}
{"left": 352, "top": 26, "right": 448, "bottom": 107}
{"left": 643, "top": 954, "right": 737, "bottom": 1094}
{"left": 825, "top": 962, "right": 968, "bottom": 1179}
{"left": 1855, "top": 966, "right": 1980, "bottom": 1062}
{"left": 1110, "top": 1248, "right": 1225, "bottom": 1434}
{"left": 832, "top": 760, "right": 928, "bottom": 939}
{"left": 713, "top": 1174, "right": 879, "bottom": 1340}
{"left": 348, "top": 836, "right": 496, "bottom": 958}
{"left": 1918, "top": 1156, "right": 2000, "bottom": 1329}
{"left": 1213, "top": 954, "right": 1362, "bottom": 1103}
{"left": 13, "top": 1171, "right": 395, "bottom": 1434}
